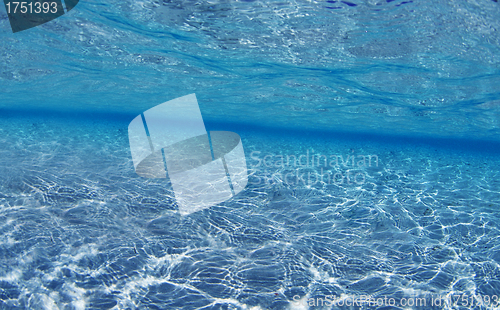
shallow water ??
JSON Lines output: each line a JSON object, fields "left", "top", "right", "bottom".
{"left": 1, "top": 112, "right": 500, "bottom": 309}
{"left": 1, "top": 0, "right": 500, "bottom": 309}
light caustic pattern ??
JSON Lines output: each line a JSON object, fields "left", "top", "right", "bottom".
{"left": 0, "top": 0, "right": 500, "bottom": 308}
{"left": 0, "top": 115, "right": 500, "bottom": 309}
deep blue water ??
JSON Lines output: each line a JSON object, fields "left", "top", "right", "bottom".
{"left": 1, "top": 0, "right": 500, "bottom": 309}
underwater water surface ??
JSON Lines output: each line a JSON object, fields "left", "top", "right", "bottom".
{"left": 1, "top": 0, "right": 500, "bottom": 309}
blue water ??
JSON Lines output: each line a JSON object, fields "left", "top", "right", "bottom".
{"left": 1, "top": 0, "right": 500, "bottom": 309}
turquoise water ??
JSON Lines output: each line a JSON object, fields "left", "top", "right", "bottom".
{"left": 1, "top": 0, "right": 500, "bottom": 309}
